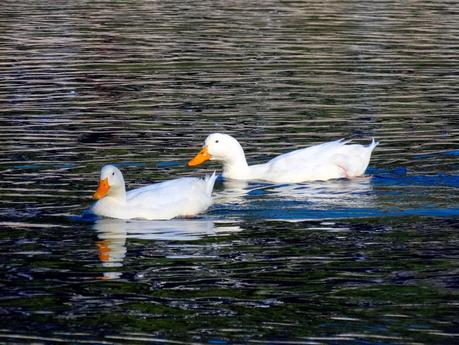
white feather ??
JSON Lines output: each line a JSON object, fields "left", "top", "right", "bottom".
{"left": 91, "top": 165, "right": 217, "bottom": 220}
{"left": 191, "top": 133, "right": 378, "bottom": 183}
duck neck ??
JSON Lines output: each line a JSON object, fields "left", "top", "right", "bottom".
{"left": 222, "top": 154, "right": 251, "bottom": 180}
{"left": 107, "top": 183, "right": 127, "bottom": 203}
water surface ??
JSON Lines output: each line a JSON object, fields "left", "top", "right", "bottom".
{"left": 0, "top": 0, "right": 458, "bottom": 344}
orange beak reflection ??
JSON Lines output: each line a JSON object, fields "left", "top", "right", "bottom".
{"left": 96, "top": 240, "right": 112, "bottom": 262}
{"left": 188, "top": 145, "right": 212, "bottom": 167}
{"left": 93, "top": 177, "right": 110, "bottom": 200}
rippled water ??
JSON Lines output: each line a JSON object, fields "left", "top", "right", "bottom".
{"left": 0, "top": 0, "right": 458, "bottom": 344}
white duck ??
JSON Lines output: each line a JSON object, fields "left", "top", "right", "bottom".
{"left": 188, "top": 133, "right": 378, "bottom": 183}
{"left": 91, "top": 165, "right": 217, "bottom": 220}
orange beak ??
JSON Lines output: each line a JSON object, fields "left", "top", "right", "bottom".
{"left": 93, "top": 177, "right": 110, "bottom": 200}
{"left": 188, "top": 145, "right": 212, "bottom": 167}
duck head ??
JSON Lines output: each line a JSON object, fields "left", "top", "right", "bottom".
{"left": 188, "top": 133, "right": 246, "bottom": 167}
{"left": 93, "top": 165, "right": 126, "bottom": 200}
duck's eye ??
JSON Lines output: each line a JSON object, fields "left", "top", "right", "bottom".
{"left": 112, "top": 172, "right": 115, "bottom": 176}
{"left": 215, "top": 140, "right": 219, "bottom": 143}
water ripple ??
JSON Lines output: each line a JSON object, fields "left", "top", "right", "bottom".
{"left": 1, "top": 0, "right": 458, "bottom": 343}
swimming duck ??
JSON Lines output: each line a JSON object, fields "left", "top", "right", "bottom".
{"left": 188, "top": 133, "right": 378, "bottom": 183}
{"left": 91, "top": 165, "right": 217, "bottom": 220}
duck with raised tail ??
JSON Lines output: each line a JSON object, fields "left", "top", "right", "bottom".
{"left": 91, "top": 165, "right": 217, "bottom": 220}
{"left": 188, "top": 133, "right": 378, "bottom": 183}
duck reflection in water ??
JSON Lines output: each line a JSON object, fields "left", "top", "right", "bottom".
{"left": 214, "top": 176, "right": 376, "bottom": 210}
{"left": 93, "top": 218, "right": 238, "bottom": 280}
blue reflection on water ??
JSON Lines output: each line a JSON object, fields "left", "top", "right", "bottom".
{"left": 76, "top": 167, "right": 459, "bottom": 222}
{"left": 208, "top": 168, "right": 459, "bottom": 221}
{"left": 414, "top": 150, "right": 459, "bottom": 158}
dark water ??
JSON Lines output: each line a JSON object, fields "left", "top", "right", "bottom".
{"left": 0, "top": 0, "right": 458, "bottom": 343}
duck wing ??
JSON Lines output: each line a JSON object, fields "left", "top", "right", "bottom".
{"left": 264, "top": 139, "right": 377, "bottom": 182}
{"left": 125, "top": 175, "right": 216, "bottom": 219}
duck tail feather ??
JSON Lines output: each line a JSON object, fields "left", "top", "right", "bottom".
{"left": 369, "top": 137, "right": 379, "bottom": 149}
{"left": 205, "top": 171, "right": 217, "bottom": 195}
{"left": 339, "top": 138, "right": 352, "bottom": 145}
